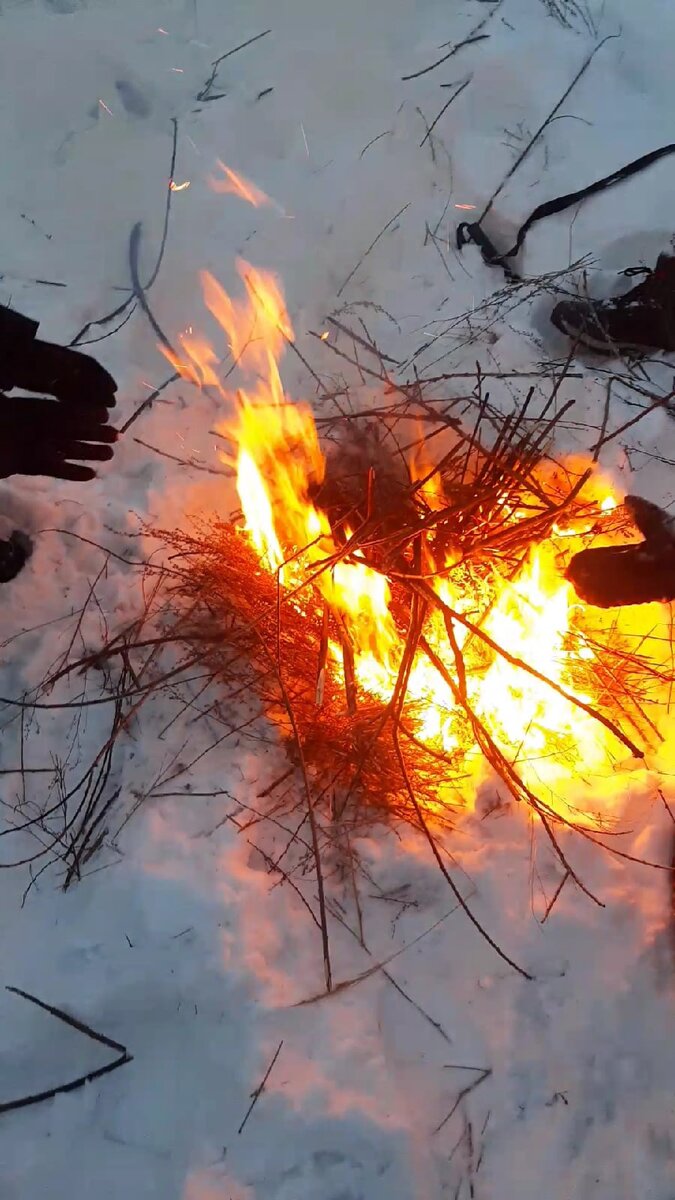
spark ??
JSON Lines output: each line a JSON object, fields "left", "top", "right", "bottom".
{"left": 455, "top": 203, "right": 476, "bottom": 210}
{"left": 208, "top": 160, "right": 272, "bottom": 207}
{"left": 169, "top": 179, "right": 191, "bottom": 192}
{"left": 319, "top": 331, "right": 330, "bottom": 341}
{"left": 171, "top": 67, "right": 185, "bottom": 73}
{"left": 157, "top": 27, "right": 169, "bottom": 35}
{"left": 98, "top": 99, "right": 114, "bottom": 116}
{"left": 300, "top": 122, "right": 310, "bottom": 158}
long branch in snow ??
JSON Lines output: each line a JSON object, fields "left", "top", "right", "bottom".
{"left": 0, "top": 987, "right": 132, "bottom": 1116}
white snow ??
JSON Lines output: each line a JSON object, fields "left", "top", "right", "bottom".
{"left": 1, "top": 0, "right": 675, "bottom": 1197}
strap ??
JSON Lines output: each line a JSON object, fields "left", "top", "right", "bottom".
{"left": 457, "top": 143, "right": 675, "bottom": 281}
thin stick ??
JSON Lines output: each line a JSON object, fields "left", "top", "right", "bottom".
{"left": 237, "top": 1040, "right": 283, "bottom": 1134}
{"left": 541, "top": 869, "right": 570, "bottom": 922}
{"left": 298, "top": 903, "right": 463, "bottom": 1005}
{"left": 261, "top": 646, "right": 333, "bottom": 991}
{"left": 326, "top": 316, "right": 400, "bottom": 365}
{"left": 393, "top": 729, "right": 532, "bottom": 979}
{"left": 416, "top": 581, "right": 644, "bottom": 759}
{"left": 479, "top": 35, "right": 618, "bottom": 222}
{"left": 70, "top": 118, "right": 178, "bottom": 346}
{"left": 593, "top": 380, "right": 612, "bottom": 462}
{"left": 341, "top": 635, "right": 357, "bottom": 716}
{"left": 328, "top": 903, "right": 453, "bottom": 1044}
{"left": 132, "top": 437, "right": 232, "bottom": 476}
{"left": 128, "top": 222, "right": 179, "bottom": 360}
{"left": 315, "top": 604, "right": 330, "bottom": 707}
{"left": 434, "top": 1067, "right": 492, "bottom": 1135}
{"left": 591, "top": 390, "right": 675, "bottom": 454}
{"left": 670, "top": 824, "right": 675, "bottom": 965}
{"left": 146, "top": 117, "right": 178, "bottom": 293}
{"left": 0, "top": 986, "right": 132, "bottom": 1115}
{"left": 197, "top": 30, "right": 271, "bottom": 102}
{"left": 402, "top": 2, "right": 501, "bottom": 81}
{"left": 337, "top": 205, "right": 411, "bottom": 297}
{"left": 119, "top": 371, "right": 180, "bottom": 434}
{"left": 420, "top": 78, "right": 472, "bottom": 148}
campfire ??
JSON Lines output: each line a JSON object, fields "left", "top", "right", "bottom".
{"left": 156, "top": 255, "right": 673, "bottom": 855}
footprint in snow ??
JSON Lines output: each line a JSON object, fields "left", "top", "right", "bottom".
{"left": 115, "top": 79, "right": 153, "bottom": 120}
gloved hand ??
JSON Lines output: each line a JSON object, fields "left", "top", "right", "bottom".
{"left": 0, "top": 394, "right": 117, "bottom": 481}
{"left": 5, "top": 337, "right": 117, "bottom": 409}
{"left": 0, "top": 306, "right": 118, "bottom": 480}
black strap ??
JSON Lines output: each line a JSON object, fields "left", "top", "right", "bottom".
{"left": 457, "top": 142, "right": 675, "bottom": 281}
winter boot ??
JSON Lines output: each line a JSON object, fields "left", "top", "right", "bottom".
{"left": 551, "top": 253, "right": 675, "bottom": 354}
{"left": 0, "top": 531, "right": 32, "bottom": 583}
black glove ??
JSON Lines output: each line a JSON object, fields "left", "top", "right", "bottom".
{"left": 0, "top": 394, "right": 117, "bottom": 481}
{"left": 0, "top": 306, "right": 117, "bottom": 406}
{"left": 0, "top": 306, "right": 118, "bottom": 480}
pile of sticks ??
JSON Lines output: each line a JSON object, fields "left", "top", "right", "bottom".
{"left": 155, "top": 391, "right": 659, "bottom": 840}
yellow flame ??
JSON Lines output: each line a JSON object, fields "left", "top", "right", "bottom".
{"left": 165, "top": 264, "right": 670, "bottom": 827}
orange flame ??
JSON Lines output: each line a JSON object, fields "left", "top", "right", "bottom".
{"left": 208, "top": 160, "right": 273, "bottom": 207}
{"left": 166, "top": 265, "right": 671, "bottom": 827}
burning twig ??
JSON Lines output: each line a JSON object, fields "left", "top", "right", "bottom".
{"left": 315, "top": 604, "right": 330, "bottom": 707}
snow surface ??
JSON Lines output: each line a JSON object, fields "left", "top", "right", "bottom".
{"left": 1, "top": 0, "right": 675, "bottom": 1197}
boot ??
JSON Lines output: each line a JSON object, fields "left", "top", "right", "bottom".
{"left": 0, "top": 531, "right": 32, "bottom": 583}
{"left": 551, "top": 253, "right": 675, "bottom": 354}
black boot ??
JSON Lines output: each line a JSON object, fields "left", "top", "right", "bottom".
{"left": 0, "top": 531, "right": 32, "bottom": 583}
{"left": 551, "top": 253, "right": 675, "bottom": 354}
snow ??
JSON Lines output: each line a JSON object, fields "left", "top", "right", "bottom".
{"left": 1, "top": 0, "right": 675, "bottom": 1197}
